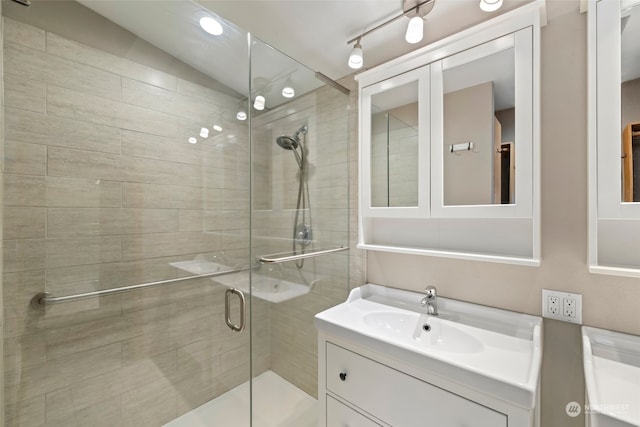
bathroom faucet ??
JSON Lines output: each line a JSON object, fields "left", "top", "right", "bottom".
{"left": 420, "top": 286, "right": 438, "bottom": 316}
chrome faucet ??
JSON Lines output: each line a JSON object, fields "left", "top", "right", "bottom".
{"left": 420, "top": 286, "right": 438, "bottom": 316}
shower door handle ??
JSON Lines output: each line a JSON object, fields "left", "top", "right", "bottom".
{"left": 225, "top": 288, "right": 246, "bottom": 332}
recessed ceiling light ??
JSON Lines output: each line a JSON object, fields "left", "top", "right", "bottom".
{"left": 236, "top": 110, "right": 247, "bottom": 121}
{"left": 199, "top": 16, "right": 223, "bottom": 36}
{"left": 188, "top": 137, "right": 197, "bottom": 144}
{"left": 200, "top": 127, "right": 209, "bottom": 138}
{"left": 213, "top": 124, "right": 223, "bottom": 132}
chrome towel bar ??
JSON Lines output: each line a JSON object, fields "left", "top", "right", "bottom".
{"left": 259, "top": 246, "right": 349, "bottom": 264}
{"left": 30, "top": 266, "right": 250, "bottom": 309}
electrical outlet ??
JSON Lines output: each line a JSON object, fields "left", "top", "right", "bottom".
{"left": 547, "top": 296, "right": 560, "bottom": 315}
{"left": 542, "top": 289, "right": 582, "bottom": 324}
{"left": 563, "top": 298, "right": 576, "bottom": 318}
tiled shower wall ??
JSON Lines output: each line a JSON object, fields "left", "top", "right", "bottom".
{"left": 1, "top": 16, "right": 271, "bottom": 426}
{"left": 251, "top": 86, "right": 351, "bottom": 398}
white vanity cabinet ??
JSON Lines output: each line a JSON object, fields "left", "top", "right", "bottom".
{"left": 316, "top": 284, "right": 542, "bottom": 427}
{"left": 357, "top": 1, "right": 546, "bottom": 266}
{"left": 322, "top": 342, "right": 507, "bottom": 427}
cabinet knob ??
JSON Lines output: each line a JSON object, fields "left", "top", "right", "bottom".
{"left": 339, "top": 371, "right": 347, "bottom": 381}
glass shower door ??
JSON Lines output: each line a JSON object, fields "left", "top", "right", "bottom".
{"left": 249, "top": 38, "right": 351, "bottom": 427}
{"left": 1, "top": 1, "right": 255, "bottom": 426}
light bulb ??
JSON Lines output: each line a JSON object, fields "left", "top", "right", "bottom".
{"left": 199, "top": 127, "right": 209, "bottom": 138}
{"left": 236, "top": 110, "right": 247, "bottom": 121}
{"left": 479, "top": 0, "right": 503, "bottom": 12}
{"left": 282, "top": 86, "right": 295, "bottom": 98}
{"left": 199, "top": 16, "right": 223, "bottom": 36}
{"left": 405, "top": 16, "right": 424, "bottom": 44}
{"left": 348, "top": 42, "right": 363, "bottom": 69}
{"left": 254, "top": 95, "right": 265, "bottom": 111}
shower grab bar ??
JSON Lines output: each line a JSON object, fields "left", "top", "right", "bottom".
{"left": 30, "top": 266, "right": 250, "bottom": 309}
{"left": 259, "top": 245, "right": 349, "bottom": 264}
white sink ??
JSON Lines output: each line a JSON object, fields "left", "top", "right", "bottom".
{"left": 583, "top": 326, "right": 640, "bottom": 427}
{"left": 362, "top": 311, "right": 483, "bottom": 353}
{"left": 315, "top": 284, "right": 542, "bottom": 409}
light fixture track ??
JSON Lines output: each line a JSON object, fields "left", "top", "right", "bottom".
{"left": 346, "top": 0, "right": 434, "bottom": 45}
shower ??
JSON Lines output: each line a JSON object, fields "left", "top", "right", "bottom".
{"left": 277, "top": 124, "right": 311, "bottom": 268}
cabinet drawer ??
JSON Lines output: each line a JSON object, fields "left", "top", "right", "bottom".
{"left": 327, "top": 395, "right": 382, "bottom": 427}
{"left": 326, "top": 342, "right": 507, "bottom": 427}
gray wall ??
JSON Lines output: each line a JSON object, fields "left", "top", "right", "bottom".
{"left": 364, "top": 2, "right": 640, "bottom": 426}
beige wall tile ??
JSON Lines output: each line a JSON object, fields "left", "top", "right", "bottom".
{"left": 3, "top": 17, "right": 45, "bottom": 51}
{"left": 122, "top": 182, "right": 202, "bottom": 209}
{"left": 47, "top": 208, "right": 178, "bottom": 237}
{"left": 4, "top": 342, "right": 122, "bottom": 403}
{"left": 121, "top": 232, "right": 220, "bottom": 260}
{"left": 3, "top": 73, "right": 46, "bottom": 113}
{"left": 4, "top": 141, "right": 46, "bottom": 175}
{"left": 47, "top": 147, "right": 202, "bottom": 187}
{"left": 4, "top": 107, "right": 122, "bottom": 154}
{"left": 3, "top": 175, "right": 45, "bottom": 207}
{"left": 45, "top": 236, "right": 122, "bottom": 269}
{"left": 4, "top": 395, "right": 45, "bottom": 427}
{"left": 47, "top": 85, "right": 177, "bottom": 137}
{"left": 178, "top": 210, "right": 203, "bottom": 232}
{"left": 3, "top": 207, "right": 45, "bottom": 239}
{"left": 46, "top": 32, "right": 178, "bottom": 92}
{"left": 45, "top": 177, "right": 122, "bottom": 208}
{"left": 4, "top": 333, "right": 47, "bottom": 373}
{"left": 3, "top": 239, "right": 46, "bottom": 273}
{"left": 4, "top": 42, "right": 122, "bottom": 101}
{"left": 121, "top": 378, "right": 177, "bottom": 427}
{"left": 121, "top": 130, "right": 202, "bottom": 166}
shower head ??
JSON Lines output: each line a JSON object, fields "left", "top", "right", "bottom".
{"left": 276, "top": 135, "right": 299, "bottom": 151}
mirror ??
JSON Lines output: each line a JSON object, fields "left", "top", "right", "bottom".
{"left": 621, "top": 3, "right": 640, "bottom": 202}
{"left": 442, "top": 46, "right": 516, "bottom": 206}
{"left": 370, "top": 81, "right": 419, "bottom": 207}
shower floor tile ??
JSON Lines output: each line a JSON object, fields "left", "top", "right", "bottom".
{"left": 163, "top": 370, "right": 317, "bottom": 427}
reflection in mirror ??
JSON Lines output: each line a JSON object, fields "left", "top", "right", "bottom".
{"left": 621, "top": 3, "right": 640, "bottom": 202}
{"left": 370, "top": 81, "right": 419, "bottom": 207}
{"left": 443, "top": 47, "right": 515, "bottom": 206}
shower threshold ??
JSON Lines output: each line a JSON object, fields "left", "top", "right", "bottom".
{"left": 163, "top": 370, "right": 317, "bottom": 427}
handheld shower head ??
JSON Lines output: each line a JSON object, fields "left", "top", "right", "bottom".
{"left": 276, "top": 135, "right": 299, "bottom": 151}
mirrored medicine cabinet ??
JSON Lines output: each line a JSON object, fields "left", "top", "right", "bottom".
{"left": 588, "top": 0, "right": 640, "bottom": 276}
{"left": 357, "top": 1, "right": 545, "bottom": 265}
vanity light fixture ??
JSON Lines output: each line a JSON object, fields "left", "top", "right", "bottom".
{"left": 199, "top": 15, "right": 223, "bottom": 36}
{"left": 253, "top": 95, "right": 266, "bottom": 110}
{"left": 348, "top": 39, "right": 364, "bottom": 69}
{"left": 405, "top": 16, "right": 424, "bottom": 43}
{"left": 346, "top": 0, "right": 435, "bottom": 68}
{"left": 479, "top": 0, "right": 503, "bottom": 12}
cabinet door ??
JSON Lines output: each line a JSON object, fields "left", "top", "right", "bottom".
{"left": 326, "top": 343, "right": 507, "bottom": 427}
{"left": 360, "top": 65, "right": 430, "bottom": 218}
{"left": 326, "top": 395, "right": 382, "bottom": 427}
